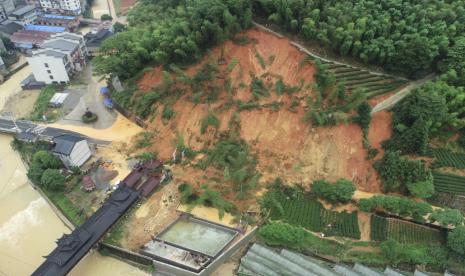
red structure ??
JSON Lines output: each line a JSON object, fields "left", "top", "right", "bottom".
{"left": 140, "top": 176, "right": 161, "bottom": 197}
{"left": 122, "top": 166, "right": 144, "bottom": 188}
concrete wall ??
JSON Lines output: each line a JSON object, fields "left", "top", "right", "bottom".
{"left": 151, "top": 227, "right": 258, "bottom": 276}
{"left": 28, "top": 54, "right": 70, "bottom": 84}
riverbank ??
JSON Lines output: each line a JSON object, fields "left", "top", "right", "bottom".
{"left": 0, "top": 66, "right": 148, "bottom": 275}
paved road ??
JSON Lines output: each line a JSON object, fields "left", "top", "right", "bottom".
{"left": 0, "top": 117, "right": 110, "bottom": 145}
{"left": 371, "top": 74, "right": 436, "bottom": 113}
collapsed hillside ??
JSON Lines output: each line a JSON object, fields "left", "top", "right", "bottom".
{"left": 132, "top": 29, "right": 391, "bottom": 200}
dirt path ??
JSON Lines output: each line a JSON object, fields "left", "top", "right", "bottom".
{"left": 371, "top": 74, "right": 436, "bottom": 113}
{"left": 48, "top": 114, "right": 141, "bottom": 142}
{"left": 358, "top": 212, "right": 371, "bottom": 241}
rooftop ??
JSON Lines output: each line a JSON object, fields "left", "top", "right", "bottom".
{"left": 41, "top": 14, "right": 76, "bottom": 20}
{"left": 9, "top": 5, "right": 35, "bottom": 17}
{"left": 24, "top": 24, "right": 65, "bottom": 33}
{"left": 38, "top": 49, "right": 67, "bottom": 58}
{"left": 11, "top": 30, "right": 51, "bottom": 45}
{"left": 52, "top": 134, "right": 85, "bottom": 155}
{"left": 42, "top": 38, "right": 79, "bottom": 52}
{"left": 0, "top": 21, "right": 24, "bottom": 35}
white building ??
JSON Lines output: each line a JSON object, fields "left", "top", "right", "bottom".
{"left": 39, "top": 0, "right": 81, "bottom": 15}
{"left": 7, "top": 5, "right": 36, "bottom": 25}
{"left": 52, "top": 134, "right": 91, "bottom": 167}
{"left": 27, "top": 32, "right": 87, "bottom": 84}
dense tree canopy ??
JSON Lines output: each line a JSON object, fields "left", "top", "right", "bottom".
{"left": 254, "top": 0, "right": 465, "bottom": 77}
{"left": 312, "top": 179, "right": 355, "bottom": 204}
{"left": 93, "top": 0, "right": 252, "bottom": 78}
{"left": 447, "top": 226, "right": 465, "bottom": 256}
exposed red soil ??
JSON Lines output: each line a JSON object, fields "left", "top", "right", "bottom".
{"left": 119, "top": 0, "right": 137, "bottom": 14}
{"left": 135, "top": 28, "right": 394, "bottom": 202}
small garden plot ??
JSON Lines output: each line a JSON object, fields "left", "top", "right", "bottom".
{"left": 386, "top": 219, "right": 444, "bottom": 244}
{"left": 433, "top": 172, "right": 465, "bottom": 195}
{"left": 432, "top": 149, "right": 465, "bottom": 169}
{"left": 370, "top": 215, "right": 444, "bottom": 244}
{"left": 370, "top": 215, "right": 388, "bottom": 241}
{"left": 270, "top": 193, "right": 360, "bottom": 239}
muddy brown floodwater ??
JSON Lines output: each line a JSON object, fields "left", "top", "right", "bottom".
{"left": 0, "top": 135, "right": 148, "bottom": 275}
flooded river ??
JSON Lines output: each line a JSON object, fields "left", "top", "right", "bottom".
{"left": 0, "top": 135, "right": 147, "bottom": 275}
{"left": 0, "top": 68, "right": 147, "bottom": 275}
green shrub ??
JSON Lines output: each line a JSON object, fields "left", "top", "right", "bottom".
{"left": 375, "top": 150, "right": 432, "bottom": 193}
{"left": 134, "top": 131, "right": 154, "bottom": 149}
{"left": 447, "top": 226, "right": 465, "bottom": 256}
{"left": 41, "top": 169, "right": 66, "bottom": 191}
{"left": 162, "top": 105, "right": 174, "bottom": 120}
{"left": 407, "top": 179, "right": 434, "bottom": 199}
{"left": 29, "top": 86, "right": 56, "bottom": 121}
{"left": 359, "top": 195, "right": 432, "bottom": 222}
{"left": 258, "top": 222, "right": 306, "bottom": 249}
{"left": 81, "top": 110, "right": 98, "bottom": 123}
{"left": 380, "top": 239, "right": 433, "bottom": 266}
{"left": 200, "top": 111, "right": 220, "bottom": 134}
{"left": 312, "top": 179, "right": 355, "bottom": 204}
{"left": 431, "top": 208, "right": 464, "bottom": 227}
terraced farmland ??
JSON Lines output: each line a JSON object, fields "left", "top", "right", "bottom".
{"left": 270, "top": 193, "right": 360, "bottom": 239}
{"left": 370, "top": 215, "right": 388, "bottom": 241}
{"left": 320, "top": 60, "right": 408, "bottom": 98}
{"left": 370, "top": 215, "right": 444, "bottom": 244}
{"left": 433, "top": 172, "right": 465, "bottom": 195}
{"left": 432, "top": 149, "right": 465, "bottom": 169}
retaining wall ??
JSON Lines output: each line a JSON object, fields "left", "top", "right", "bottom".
{"left": 151, "top": 226, "right": 258, "bottom": 276}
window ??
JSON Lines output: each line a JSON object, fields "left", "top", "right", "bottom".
{"left": 47, "top": 70, "right": 51, "bottom": 74}
{"left": 49, "top": 75, "right": 54, "bottom": 80}
{"left": 44, "top": 63, "right": 49, "bottom": 68}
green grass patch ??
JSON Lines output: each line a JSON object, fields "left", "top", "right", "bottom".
{"left": 29, "top": 86, "right": 57, "bottom": 121}
{"left": 433, "top": 172, "right": 465, "bottom": 195}
{"left": 43, "top": 189, "right": 86, "bottom": 226}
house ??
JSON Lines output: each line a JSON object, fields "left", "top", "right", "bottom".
{"left": 0, "top": 20, "right": 23, "bottom": 38}
{"left": 84, "top": 27, "right": 113, "bottom": 57}
{"left": 52, "top": 134, "right": 91, "bottom": 167}
{"left": 27, "top": 32, "right": 87, "bottom": 84}
{"left": 34, "top": 13, "right": 79, "bottom": 32}
{"left": 39, "top": 0, "right": 82, "bottom": 15}
{"left": 11, "top": 29, "right": 51, "bottom": 49}
{"left": 8, "top": 5, "right": 37, "bottom": 25}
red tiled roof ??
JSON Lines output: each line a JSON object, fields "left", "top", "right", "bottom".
{"left": 82, "top": 175, "right": 96, "bottom": 191}
{"left": 11, "top": 30, "right": 51, "bottom": 45}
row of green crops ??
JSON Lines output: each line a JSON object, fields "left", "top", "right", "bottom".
{"left": 270, "top": 193, "right": 360, "bottom": 239}
{"left": 320, "top": 60, "right": 407, "bottom": 97}
{"left": 371, "top": 215, "right": 388, "bottom": 241}
{"left": 387, "top": 219, "right": 445, "bottom": 244}
{"left": 370, "top": 215, "right": 444, "bottom": 244}
{"left": 431, "top": 149, "right": 465, "bottom": 169}
{"left": 433, "top": 172, "right": 465, "bottom": 195}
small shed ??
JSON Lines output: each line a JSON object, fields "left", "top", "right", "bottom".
{"left": 52, "top": 134, "right": 91, "bottom": 168}
{"left": 82, "top": 175, "right": 96, "bottom": 191}
{"left": 49, "top": 93, "right": 68, "bottom": 108}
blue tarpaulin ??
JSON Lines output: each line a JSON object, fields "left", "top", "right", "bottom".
{"left": 103, "top": 97, "right": 113, "bottom": 108}
{"left": 42, "top": 14, "right": 76, "bottom": 20}
{"left": 24, "top": 24, "right": 65, "bottom": 33}
{"left": 100, "top": 87, "right": 109, "bottom": 94}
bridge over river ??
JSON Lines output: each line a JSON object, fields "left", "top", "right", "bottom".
{"left": 0, "top": 117, "right": 110, "bottom": 145}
